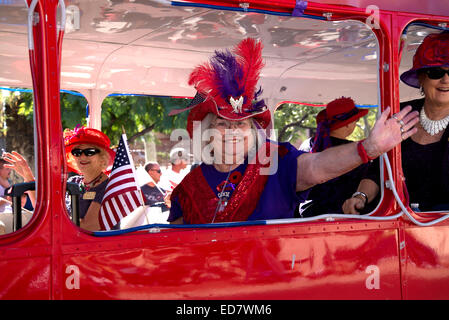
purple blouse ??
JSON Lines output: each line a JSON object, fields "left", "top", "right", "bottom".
{"left": 168, "top": 141, "right": 309, "bottom": 223}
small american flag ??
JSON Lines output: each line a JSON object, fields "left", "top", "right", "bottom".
{"left": 99, "top": 133, "right": 143, "bottom": 230}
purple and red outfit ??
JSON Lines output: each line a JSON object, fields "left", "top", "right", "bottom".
{"left": 167, "top": 38, "right": 308, "bottom": 223}
{"left": 168, "top": 141, "right": 309, "bottom": 224}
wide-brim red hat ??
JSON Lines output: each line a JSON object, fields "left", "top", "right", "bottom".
{"left": 64, "top": 126, "right": 115, "bottom": 174}
{"left": 180, "top": 38, "right": 272, "bottom": 137}
{"left": 400, "top": 31, "right": 449, "bottom": 88}
{"left": 186, "top": 96, "right": 271, "bottom": 137}
{"left": 317, "top": 97, "right": 368, "bottom": 130}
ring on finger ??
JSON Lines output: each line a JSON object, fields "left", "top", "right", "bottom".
{"left": 392, "top": 114, "right": 405, "bottom": 126}
{"left": 400, "top": 127, "right": 405, "bottom": 134}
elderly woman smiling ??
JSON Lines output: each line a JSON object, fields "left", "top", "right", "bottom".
{"left": 168, "top": 38, "right": 418, "bottom": 225}
{"left": 64, "top": 126, "right": 115, "bottom": 231}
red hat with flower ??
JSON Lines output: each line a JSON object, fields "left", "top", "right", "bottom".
{"left": 63, "top": 125, "right": 115, "bottom": 174}
{"left": 169, "top": 38, "right": 271, "bottom": 137}
{"left": 400, "top": 31, "right": 449, "bottom": 88}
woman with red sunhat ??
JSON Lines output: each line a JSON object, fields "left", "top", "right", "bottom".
{"left": 168, "top": 38, "right": 418, "bottom": 224}
{"left": 344, "top": 31, "right": 449, "bottom": 214}
{"left": 298, "top": 97, "right": 380, "bottom": 217}
{"left": 64, "top": 125, "right": 115, "bottom": 231}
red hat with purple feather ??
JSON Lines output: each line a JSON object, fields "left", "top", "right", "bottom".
{"left": 170, "top": 38, "right": 271, "bottom": 137}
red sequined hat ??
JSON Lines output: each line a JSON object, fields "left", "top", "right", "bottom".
{"left": 170, "top": 38, "right": 271, "bottom": 137}
{"left": 64, "top": 125, "right": 115, "bottom": 174}
{"left": 400, "top": 31, "right": 449, "bottom": 88}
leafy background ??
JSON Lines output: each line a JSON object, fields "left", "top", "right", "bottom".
{"left": 0, "top": 90, "right": 376, "bottom": 182}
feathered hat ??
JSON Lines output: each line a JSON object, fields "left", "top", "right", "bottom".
{"left": 170, "top": 38, "right": 271, "bottom": 137}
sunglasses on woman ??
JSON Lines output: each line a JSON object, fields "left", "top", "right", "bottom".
{"left": 424, "top": 67, "right": 449, "bottom": 80}
{"left": 71, "top": 148, "right": 101, "bottom": 157}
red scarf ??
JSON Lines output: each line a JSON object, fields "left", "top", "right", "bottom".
{"left": 172, "top": 142, "right": 275, "bottom": 224}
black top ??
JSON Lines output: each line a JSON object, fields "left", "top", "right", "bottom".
{"left": 298, "top": 136, "right": 380, "bottom": 217}
{"left": 66, "top": 175, "right": 108, "bottom": 219}
{"left": 400, "top": 98, "right": 449, "bottom": 211}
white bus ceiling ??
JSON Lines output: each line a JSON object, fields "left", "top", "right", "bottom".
{"left": 0, "top": 0, "right": 428, "bottom": 128}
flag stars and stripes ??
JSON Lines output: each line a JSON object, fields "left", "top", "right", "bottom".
{"left": 99, "top": 134, "right": 143, "bottom": 231}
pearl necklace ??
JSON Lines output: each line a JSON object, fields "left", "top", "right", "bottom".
{"left": 419, "top": 108, "right": 449, "bottom": 136}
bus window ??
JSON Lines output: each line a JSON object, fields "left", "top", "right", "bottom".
{"left": 0, "top": 89, "right": 36, "bottom": 235}
{"left": 271, "top": 17, "right": 381, "bottom": 219}
{"left": 62, "top": 93, "right": 190, "bottom": 231}
{"left": 58, "top": 1, "right": 383, "bottom": 231}
{"left": 100, "top": 95, "right": 191, "bottom": 228}
{"left": 274, "top": 101, "right": 378, "bottom": 218}
{"left": 399, "top": 24, "right": 449, "bottom": 213}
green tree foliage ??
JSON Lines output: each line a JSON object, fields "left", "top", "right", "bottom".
{"left": 347, "top": 108, "right": 378, "bottom": 141}
{"left": 0, "top": 90, "right": 35, "bottom": 182}
{"left": 274, "top": 102, "right": 377, "bottom": 145}
{"left": 8, "top": 89, "right": 190, "bottom": 149}
{"left": 9, "top": 90, "right": 377, "bottom": 162}
{"left": 60, "top": 92, "right": 89, "bottom": 129}
{"left": 100, "top": 95, "right": 189, "bottom": 145}
{"left": 274, "top": 103, "right": 323, "bottom": 144}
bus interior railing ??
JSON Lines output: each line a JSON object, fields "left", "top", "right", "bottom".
{"left": 5, "top": 182, "right": 82, "bottom": 231}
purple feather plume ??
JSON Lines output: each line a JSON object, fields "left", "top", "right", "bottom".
{"left": 210, "top": 50, "right": 244, "bottom": 100}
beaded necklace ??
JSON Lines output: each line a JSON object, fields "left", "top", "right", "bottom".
{"left": 83, "top": 172, "right": 104, "bottom": 191}
{"left": 420, "top": 107, "right": 449, "bottom": 136}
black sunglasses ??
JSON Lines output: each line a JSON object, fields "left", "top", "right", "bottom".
{"left": 71, "top": 148, "right": 101, "bottom": 157}
{"left": 150, "top": 169, "right": 162, "bottom": 174}
{"left": 424, "top": 67, "right": 449, "bottom": 80}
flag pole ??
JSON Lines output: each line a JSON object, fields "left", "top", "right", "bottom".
{"left": 121, "top": 127, "right": 149, "bottom": 225}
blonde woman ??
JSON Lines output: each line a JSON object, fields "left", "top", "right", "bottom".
{"left": 64, "top": 126, "right": 115, "bottom": 231}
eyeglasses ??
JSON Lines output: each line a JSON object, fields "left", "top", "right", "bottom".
{"left": 150, "top": 169, "right": 162, "bottom": 174}
{"left": 425, "top": 67, "right": 449, "bottom": 80}
{"left": 71, "top": 148, "right": 101, "bottom": 157}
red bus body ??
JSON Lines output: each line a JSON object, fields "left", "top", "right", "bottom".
{"left": 0, "top": 0, "right": 448, "bottom": 299}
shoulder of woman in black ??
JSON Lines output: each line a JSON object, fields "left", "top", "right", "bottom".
{"left": 400, "top": 98, "right": 424, "bottom": 112}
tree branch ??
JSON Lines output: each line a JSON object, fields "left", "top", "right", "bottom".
{"left": 278, "top": 114, "right": 311, "bottom": 141}
{"left": 128, "top": 123, "right": 156, "bottom": 143}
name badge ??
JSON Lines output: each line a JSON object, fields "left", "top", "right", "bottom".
{"left": 83, "top": 191, "right": 96, "bottom": 200}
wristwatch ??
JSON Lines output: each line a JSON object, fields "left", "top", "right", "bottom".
{"left": 352, "top": 191, "right": 368, "bottom": 205}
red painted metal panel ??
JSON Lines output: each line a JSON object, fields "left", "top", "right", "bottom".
{"left": 402, "top": 225, "right": 449, "bottom": 299}
{"left": 61, "top": 224, "right": 401, "bottom": 299}
{"left": 0, "top": 257, "right": 50, "bottom": 299}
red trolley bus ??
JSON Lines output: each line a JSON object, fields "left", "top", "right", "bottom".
{"left": 0, "top": 0, "right": 448, "bottom": 300}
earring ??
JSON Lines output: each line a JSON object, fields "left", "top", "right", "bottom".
{"left": 420, "top": 86, "right": 425, "bottom": 96}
